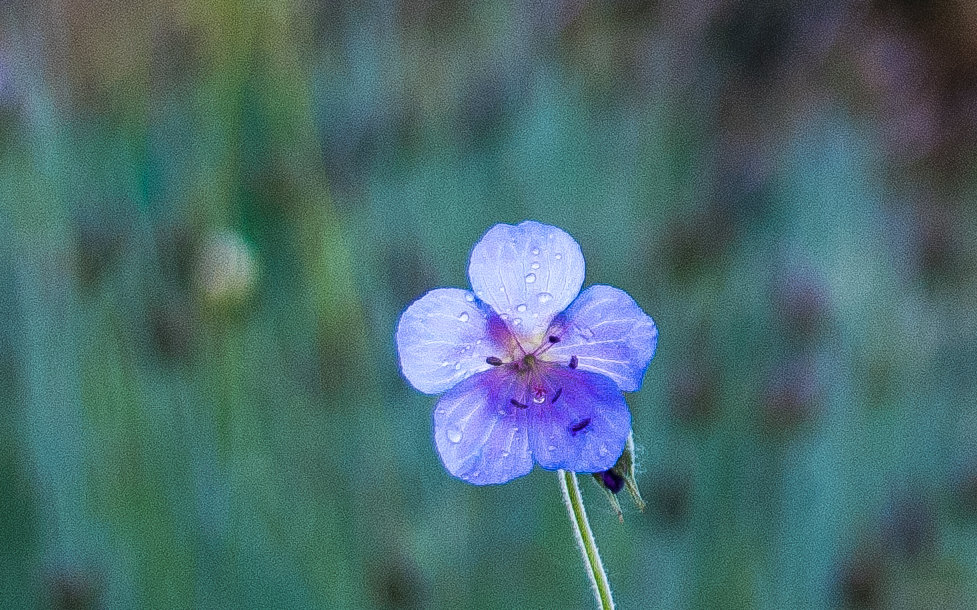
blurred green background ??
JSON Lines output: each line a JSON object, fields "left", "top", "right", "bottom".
{"left": 2, "top": 1, "right": 977, "bottom": 608}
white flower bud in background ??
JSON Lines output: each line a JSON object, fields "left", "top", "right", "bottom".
{"left": 196, "top": 230, "right": 258, "bottom": 309}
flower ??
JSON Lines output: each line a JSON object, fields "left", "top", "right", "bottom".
{"left": 396, "top": 221, "right": 658, "bottom": 485}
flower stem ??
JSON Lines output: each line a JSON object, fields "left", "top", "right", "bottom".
{"left": 558, "top": 469, "right": 615, "bottom": 610}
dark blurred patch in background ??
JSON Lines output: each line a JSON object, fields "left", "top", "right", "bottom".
{"left": 2, "top": 0, "right": 977, "bottom": 608}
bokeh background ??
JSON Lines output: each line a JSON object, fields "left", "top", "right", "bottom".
{"left": 2, "top": 1, "right": 977, "bottom": 608}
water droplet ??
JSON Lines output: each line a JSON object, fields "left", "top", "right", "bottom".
{"left": 497, "top": 407, "right": 508, "bottom": 416}
{"left": 475, "top": 339, "right": 482, "bottom": 344}
{"left": 537, "top": 292, "right": 553, "bottom": 304}
{"left": 531, "top": 247, "right": 540, "bottom": 255}
{"left": 531, "top": 262, "right": 540, "bottom": 269}
{"left": 512, "top": 318, "right": 522, "bottom": 326}
{"left": 500, "top": 313, "right": 509, "bottom": 320}
{"left": 524, "top": 273, "right": 536, "bottom": 284}
{"left": 453, "top": 362, "right": 461, "bottom": 370}
{"left": 517, "top": 304, "right": 527, "bottom": 312}
{"left": 471, "top": 470, "right": 480, "bottom": 478}
{"left": 458, "top": 312, "right": 470, "bottom": 322}
{"left": 436, "top": 408, "right": 446, "bottom": 414}
{"left": 547, "top": 445, "right": 557, "bottom": 451}
{"left": 465, "top": 293, "right": 475, "bottom": 302}
{"left": 555, "top": 253, "right": 562, "bottom": 260}
{"left": 501, "top": 451, "right": 510, "bottom": 458}
{"left": 533, "top": 394, "right": 545, "bottom": 404}
{"left": 476, "top": 290, "right": 484, "bottom": 298}
{"left": 499, "top": 286, "right": 506, "bottom": 292}
{"left": 447, "top": 428, "right": 462, "bottom": 443}
{"left": 598, "top": 445, "right": 609, "bottom": 456}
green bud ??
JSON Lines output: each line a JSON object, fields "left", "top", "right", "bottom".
{"left": 196, "top": 230, "right": 259, "bottom": 311}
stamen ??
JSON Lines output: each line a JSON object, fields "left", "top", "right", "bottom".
{"left": 486, "top": 356, "right": 504, "bottom": 366}
{"left": 569, "top": 355, "right": 578, "bottom": 369}
{"left": 551, "top": 388, "right": 563, "bottom": 404}
{"left": 548, "top": 335, "right": 560, "bottom": 343}
{"left": 569, "top": 417, "right": 591, "bottom": 434}
{"left": 510, "top": 398, "right": 529, "bottom": 409}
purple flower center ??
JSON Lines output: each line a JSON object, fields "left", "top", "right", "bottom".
{"left": 480, "top": 334, "right": 585, "bottom": 412}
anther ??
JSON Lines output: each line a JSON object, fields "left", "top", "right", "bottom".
{"left": 548, "top": 335, "right": 560, "bottom": 343}
{"left": 551, "top": 388, "right": 563, "bottom": 404}
{"left": 510, "top": 398, "right": 529, "bottom": 409}
{"left": 569, "top": 417, "right": 591, "bottom": 434}
{"left": 486, "top": 356, "right": 504, "bottom": 366}
{"left": 569, "top": 355, "right": 578, "bottom": 369}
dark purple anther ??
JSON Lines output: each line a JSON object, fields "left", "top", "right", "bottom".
{"left": 569, "top": 355, "right": 578, "bottom": 369}
{"left": 510, "top": 398, "right": 529, "bottom": 409}
{"left": 569, "top": 417, "right": 591, "bottom": 434}
{"left": 548, "top": 335, "right": 561, "bottom": 343}
{"left": 551, "top": 388, "right": 563, "bottom": 404}
{"left": 600, "top": 470, "right": 625, "bottom": 494}
{"left": 486, "top": 356, "right": 504, "bottom": 366}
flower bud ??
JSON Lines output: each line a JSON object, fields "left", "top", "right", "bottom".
{"left": 592, "top": 432, "right": 645, "bottom": 522}
{"left": 196, "top": 230, "right": 258, "bottom": 310}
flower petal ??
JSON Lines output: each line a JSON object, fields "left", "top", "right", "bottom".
{"left": 529, "top": 367, "right": 631, "bottom": 473}
{"left": 396, "top": 288, "right": 510, "bottom": 394}
{"left": 433, "top": 368, "right": 533, "bottom": 485}
{"left": 545, "top": 285, "right": 658, "bottom": 392}
{"left": 468, "top": 221, "right": 585, "bottom": 340}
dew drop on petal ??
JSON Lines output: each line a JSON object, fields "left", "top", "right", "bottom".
{"left": 531, "top": 247, "right": 540, "bottom": 255}
{"left": 533, "top": 393, "right": 545, "bottom": 404}
{"left": 453, "top": 362, "right": 461, "bottom": 370}
{"left": 465, "top": 293, "right": 475, "bottom": 302}
{"left": 524, "top": 273, "right": 536, "bottom": 284}
{"left": 447, "top": 428, "right": 462, "bottom": 443}
{"left": 517, "top": 304, "right": 527, "bottom": 312}
{"left": 555, "top": 253, "right": 562, "bottom": 260}
{"left": 537, "top": 292, "right": 553, "bottom": 304}
{"left": 501, "top": 451, "right": 510, "bottom": 458}
{"left": 512, "top": 318, "right": 522, "bottom": 326}
{"left": 499, "top": 286, "right": 506, "bottom": 292}
{"left": 531, "top": 262, "right": 540, "bottom": 269}
{"left": 457, "top": 312, "right": 470, "bottom": 322}
{"left": 500, "top": 313, "right": 509, "bottom": 320}
{"left": 598, "top": 445, "right": 609, "bottom": 456}
{"left": 547, "top": 445, "right": 557, "bottom": 451}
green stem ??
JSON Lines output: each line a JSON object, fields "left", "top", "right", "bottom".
{"left": 559, "top": 470, "right": 615, "bottom": 610}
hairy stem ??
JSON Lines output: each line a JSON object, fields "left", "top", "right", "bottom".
{"left": 559, "top": 469, "right": 615, "bottom": 610}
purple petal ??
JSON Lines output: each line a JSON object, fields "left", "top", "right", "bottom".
{"left": 396, "top": 288, "right": 511, "bottom": 394}
{"left": 545, "top": 285, "right": 658, "bottom": 392}
{"left": 433, "top": 367, "right": 533, "bottom": 485}
{"left": 529, "top": 367, "right": 631, "bottom": 473}
{"left": 468, "top": 221, "right": 585, "bottom": 340}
